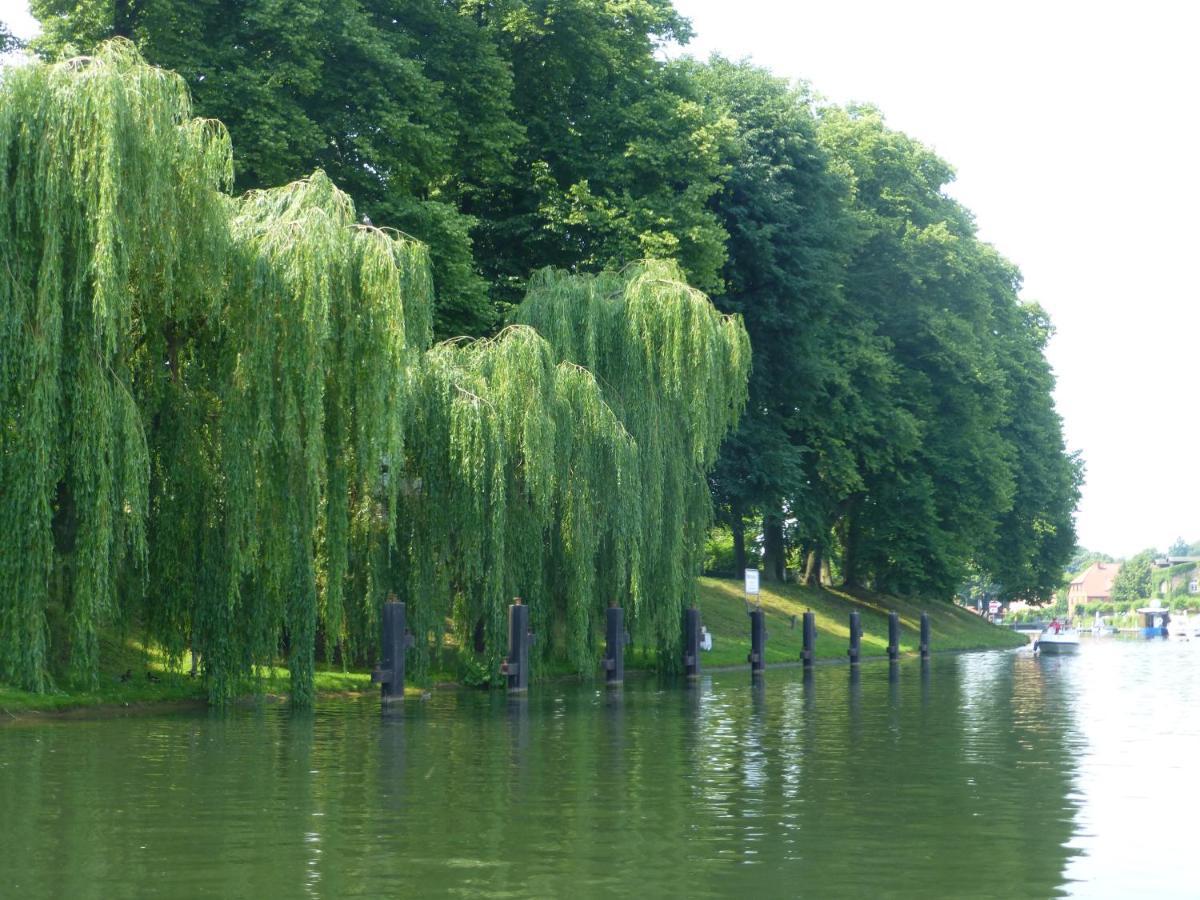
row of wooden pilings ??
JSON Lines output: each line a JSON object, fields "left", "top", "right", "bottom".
{"left": 373, "top": 599, "right": 933, "bottom": 701}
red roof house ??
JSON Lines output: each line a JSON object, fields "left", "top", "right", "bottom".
{"left": 1068, "top": 562, "right": 1121, "bottom": 617}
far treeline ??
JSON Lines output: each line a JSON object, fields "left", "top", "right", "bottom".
{"left": 2, "top": 1, "right": 1080, "bottom": 701}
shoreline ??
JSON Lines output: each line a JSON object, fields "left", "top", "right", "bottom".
{"left": 2, "top": 577, "right": 1023, "bottom": 722}
{"left": 1, "top": 646, "right": 1015, "bottom": 724}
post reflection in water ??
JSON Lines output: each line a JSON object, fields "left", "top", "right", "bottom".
{"left": 26, "top": 642, "right": 1200, "bottom": 898}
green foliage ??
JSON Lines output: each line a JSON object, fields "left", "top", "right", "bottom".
{"left": 1, "top": 21, "right": 24, "bottom": 55}
{"left": 684, "top": 59, "right": 895, "bottom": 583}
{"left": 468, "top": 2, "right": 730, "bottom": 309}
{"left": 31, "top": 1, "right": 733, "bottom": 337}
{"left": 9, "top": 2, "right": 1085, "bottom": 693}
{"left": 703, "top": 527, "right": 744, "bottom": 577}
{"left": 1168, "top": 537, "right": 1193, "bottom": 558}
{"left": 514, "top": 261, "right": 750, "bottom": 665}
{"left": 388, "top": 324, "right": 641, "bottom": 678}
{"left": 0, "top": 43, "right": 427, "bottom": 702}
{"left": 1, "top": 41, "right": 227, "bottom": 691}
{"left": 817, "top": 106, "right": 1079, "bottom": 600}
{"left": 31, "top": 0, "right": 521, "bottom": 338}
{"left": 1110, "top": 549, "right": 1156, "bottom": 602}
{"left": 1153, "top": 561, "right": 1197, "bottom": 600}
{"left": 1, "top": 45, "right": 749, "bottom": 699}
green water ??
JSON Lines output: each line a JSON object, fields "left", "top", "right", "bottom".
{"left": 3, "top": 640, "right": 1198, "bottom": 898}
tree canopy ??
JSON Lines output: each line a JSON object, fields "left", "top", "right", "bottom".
{"left": 1110, "top": 550, "right": 1156, "bottom": 602}
{"left": 9, "top": 1, "right": 1084, "bottom": 698}
{"left": 0, "top": 43, "right": 748, "bottom": 699}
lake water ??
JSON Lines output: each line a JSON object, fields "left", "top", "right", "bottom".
{"left": 3, "top": 638, "right": 1199, "bottom": 898}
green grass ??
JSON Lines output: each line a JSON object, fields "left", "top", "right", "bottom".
{"left": 692, "top": 576, "right": 1024, "bottom": 667}
{"left": 0, "top": 630, "right": 387, "bottom": 718}
{"left": 3, "top": 577, "right": 1021, "bottom": 716}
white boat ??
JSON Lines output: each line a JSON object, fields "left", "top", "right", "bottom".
{"left": 1036, "top": 627, "right": 1080, "bottom": 655}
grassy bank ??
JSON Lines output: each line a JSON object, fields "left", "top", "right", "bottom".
{"left": 0, "top": 632, "right": 379, "bottom": 719}
{"left": 0, "top": 668, "right": 376, "bottom": 717}
{"left": 692, "top": 576, "right": 1025, "bottom": 667}
{"left": 3, "top": 577, "right": 1021, "bottom": 717}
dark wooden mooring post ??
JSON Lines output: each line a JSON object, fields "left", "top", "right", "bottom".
{"left": 604, "top": 605, "right": 629, "bottom": 686}
{"left": 748, "top": 607, "right": 767, "bottom": 681}
{"left": 848, "top": 611, "right": 862, "bottom": 666}
{"left": 920, "top": 611, "right": 931, "bottom": 662}
{"left": 501, "top": 598, "right": 531, "bottom": 693}
{"left": 372, "top": 600, "right": 414, "bottom": 703}
{"left": 888, "top": 611, "right": 900, "bottom": 662}
{"left": 802, "top": 611, "right": 816, "bottom": 669}
{"left": 683, "top": 607, "right": 702, "bottom": 680}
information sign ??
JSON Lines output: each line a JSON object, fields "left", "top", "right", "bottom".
{"left": 744, "top": 568, "right": 760, "bottom": 596}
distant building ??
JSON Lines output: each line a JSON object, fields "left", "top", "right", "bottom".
{"left": 1153, "top": 557, "right": 1200, "bottom": 597}
{"left": 1068, "top": 562, "right": 1121, "bottom": 618}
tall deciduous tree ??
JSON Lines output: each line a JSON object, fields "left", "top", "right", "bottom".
{"left": 1111, "top": 550, "right": 1156, "bottom": 602}
{"left": 980, "top": 296, "right": 1082, "bottom": 601}
{"left": 684, "top": 59, "right": 851, "bottom": 579}
{"left": 463, "top": 1, "right": 732, "bottom": 308}
{"left": 819, "top": 105, "right": 1076, "bottom": 600}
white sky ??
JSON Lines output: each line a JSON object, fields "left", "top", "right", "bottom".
{"left": 3, "top": 0, "right": 1197, "bottom": 556}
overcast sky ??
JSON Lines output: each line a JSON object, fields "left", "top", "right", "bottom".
{"left": 4, "top": 0, "right": 1197, "bottom": 557}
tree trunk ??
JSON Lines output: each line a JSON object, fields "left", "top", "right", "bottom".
{"left": 842, "top": 503, "right": 862, "bottom": 590}
{"left": 804, "top": 543, "right": 823, "bottom": 587}
{"left": 730, "top": 500, "right": 747, "bottom": 575}
{"left": 762, "top": 511, "right": 785, "bottom": 582}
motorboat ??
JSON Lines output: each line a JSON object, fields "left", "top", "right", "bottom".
{"left": 1091, "top": 613, "right": 1116, "bottom": 636}
{"left": 1035, "top": 626, "right": 1080, "bottom": 655}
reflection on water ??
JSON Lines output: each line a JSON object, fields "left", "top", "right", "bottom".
{"left": 3, "top": 641, "right": 1197, "bottom": 897}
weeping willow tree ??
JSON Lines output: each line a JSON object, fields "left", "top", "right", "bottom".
{"left": 389, "top": 263, "right": 747, "bottom": 678}
{"left": 387, "top": 326, "right": 641, "bottom": 678}
{"left": 0, "top": 43, "right": 227, "bottom": 691}
{"left": 513, "top": 262, "right": 751, "bottom": 665}
{"left": 0, "top": 42, "right": 430, "bottom": 702}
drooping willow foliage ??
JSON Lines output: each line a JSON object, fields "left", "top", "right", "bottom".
{"left": 514, "top": 263, "right": 751, "bottom": 664}
{"left": 388, "top": 326, "right": 642, "bottom": 677}
{"left": 0, "top": 42, "right": 229, "bottom": 691}
{"left": 0, "top": 42, "right": 430, "bottom": 702}
{"left": 1, "top": 44, "right": 748, "bottom": 700}
{"left": 391, "top": 264, "right": 748, "bottom": 677}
